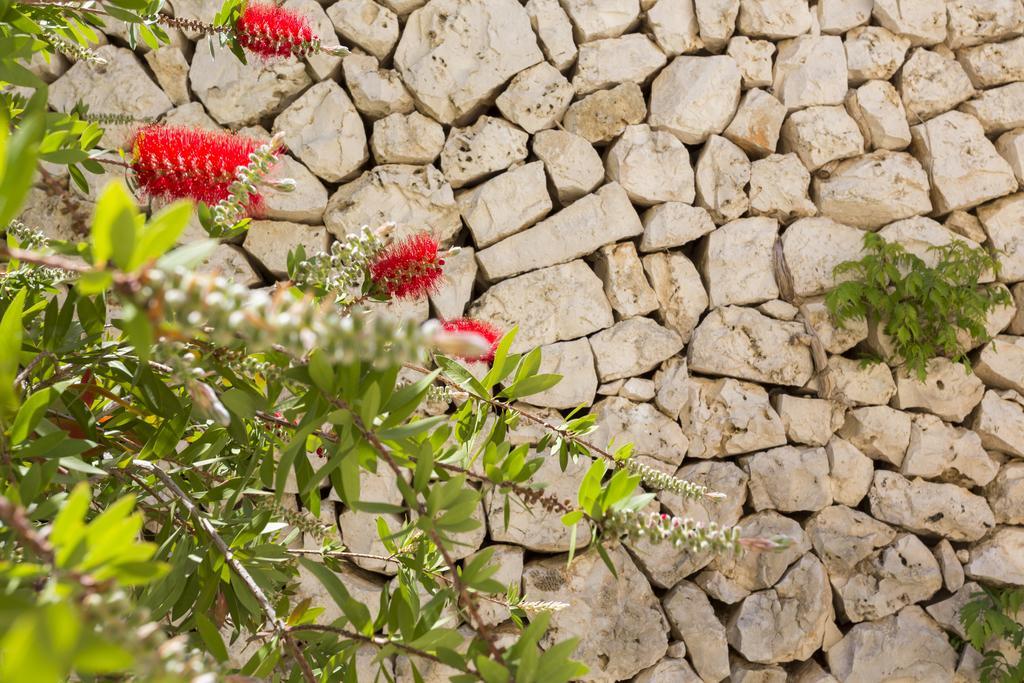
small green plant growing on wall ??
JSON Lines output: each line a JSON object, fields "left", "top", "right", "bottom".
{"left": 825, "top": 232, "right": 1011, "bottom": 380}
{"left": 960, "top": 586, "right": 1024, "bottom": 683}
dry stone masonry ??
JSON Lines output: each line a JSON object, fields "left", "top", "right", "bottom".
{"left": 22, "top": 0, "right": 1024, "bottom": 679}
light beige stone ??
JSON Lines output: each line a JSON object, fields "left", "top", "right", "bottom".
{"left": 440, "top": 116, "right": 528, "bottom": 190}
{"left": 782, "top": 105, "right": 865, "bottom": 171}
{"left": 975, "top": 336, "right": 1024, "bottom": 394}
{"left": 772, "top": 394, "right": 842, "bottom": 446}
{"left": 639, "top": 203, "right": 717, "bottom": 251}
{"left": 772, "top": 35, "right": 848, "bottom": 111}
{"left": 592, "top": 396, "right": 689, "bottom": 465}
{"left": 971, "top": 389, "right": 1024, "bottom": 457}
{"left": 833, "top": 533, "right": 943, "bottom": 623}
{"left": 897, "top": 48, "right": 976, "bottom": 122}
{"left": 869, "top": 470, "right": 996, "bottom": 541}
{"left": 605, "top": 124, "right": 695, "bottom": 206}
{"left": 985, "top": 461, "right": 1024, "bottom": 525}
{"left": 524, "top": 0, "right": 578, "bottom": 71}
{"left": 698, "top": 216, "right": 777, "bottom": 307}
{"left": 274, "top": 80, "right": 367, "bottom": 183}
{"left": 743, "top": 445, "right": 833, "bottom": 512}
{"left": 902, "top": 413, "right": 998, "bottom": 487}
{"left": 680, "top": 377, "right": 787, "bottom": 458}
{"left": 826, "top": 436, "right": 876, "bottom": 507}
{"left": 283, "top": 0, "right": 342, "bottom": 80}
{"left": 944, "top": 209, "right": 989, "bottom": 243}
{"left": 663, "top": 581, "right": 730, "bottom": 682}
{"left": 593, "top": 242, "right": 660, "bottom": 318}
{"left": 468, "top": 260, "right": 613, "bottom": 353}
{"left": 728, "top": 554, "right": 832, "bottom": 664}
{"left": 748, "top": 153, "right": 817, "bottom": 221}
{"left": 324, "top": 164, "right": 461, "bottom": 244}
{"left": 244, "top": 221, "right": 328, "bottom": 276}
{"left": 688, "top": 305, "right": 815, "bottom": 387}
{"left": 802, "top": 299, "right": 867, "bottom": 354}
{"left": 429, "top": 246, "right": 477, "bottom": 320}
{"left": 817, "top": 0, "right": 871, "bottom": 34}
{"left": 694, "top": 0, "right": 740, "bottom": 51}
{"left": 813, "top": 151, "right": 932, "bottom": 229}
{"left": 531, "top": 129, "right": 603, "bottom": 204}
{"left": 933, "top": 539, "right": 966, "bottom": 592}
{"left": 143, "top": 45, "right": 189, "bottom": 107}
{"left": 327, "top": 0, "right": 399, "bottom": 60}
{"left": 562, "top": 81, "right": 647, "bottom": 144}
{"left": 634, "top": 658, "right": 701, "bottom": 683}
{"left": 780, "top": 217, "right": 866, "bottom": 298}
{"left": 724, "top": 89, "right": 787, "bottom": 158}
{"left": 892, "top": 359, "right": 985, "bottom": 422}
{"left": 523, "top": 546, "right": 668, "bottom": 682}
{"left": 198, "top": 245, "right": 259, "bottom": 286}
{"left": 646, "top": 0, "right": 703, "bottom": 56}
{"left": 838, "top": 405, "right": 912, "bottom": 466}
{"left": 486, "top": 454, "right": 592, "bottom": 551}
{"left": 965, "top": 526, "right": 1024, "bottom": 586}
{"left": 996, "top": 128, "right": 1024, "bottom": 185}
{"left": 653, "top": 357, "right": 691, "bottom": 419}
{"left": 807, "top": 504, "right": 897, "bottom": 576}
{"left": 960, "top": 82, "right": 1024, "bottom": 135}
{"left": 757, "top": 299, "right": 798, "bottom": 320}
{"left": 494, "top": 62, "right": 573, "bottom": 133}
{"left": 642, "top": 251, "right": 709, "bottom": 341}
{"left": 589, "top": 318, "right": 684, "bottom": 382}
{"left": 457, "top": 162, "right": 552, "bottom": 249}
{"left": 572, "top": 34, "right": 666, "bottom": 96}
{"left": 957, "top": 36, "right": 1024, "bottom": 88}
{"left": 342, "top": 54, "right": 415, "bottom": 120}
{"left": 50, "top": 45, "right": 172, "bottom": 148}
{"left": 620, "top": 377, "right": 656, "bottom": 402}
{"left": 846, "top": 80, "right": 912, "bottom": 151}
{"left": 827, "top": 606, "right": 958, "bottom": 682}
{"left": 946, "top": 0, "right": 1024, "bottom": 49}
{"left": 844, "top": 26, "right": 910, "bottom": 84}
{"left": 872, "top": 0, "right": 947, "bottom": 46}
{"left": 262, "top": 156, "right": 330, "bottom": 224}
{"left": 520, "top": 338, "right": 597, "bottom": 409}
{"left": 475, "top": 183, "right": 642, "bottom": 281}
{"left": 189, "top": 40, "right": 309, "bottom": 127}
{"left": 370, "top": 111, "right": 444, "bottom": 164}
{"left": 694, "top": 135, "right": 752, "bottom": 223}
{"left": 649, "top": 55, "right": 742, "bottom": 144}
{"left": 560, "top": 0, "right": 640, "bottom": 42}
{"left": 978, "top": 193, "right": 1024, "bottom": 282}
{"left": 737, "top": 0, "right": 811, "bottom": 39}
{"left": 393, "top": 0, "right": 543, "bottom": 124}
{"left": 727, "top": 36, "right": 775, "bottom": 88}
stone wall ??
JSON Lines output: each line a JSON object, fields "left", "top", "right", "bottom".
{"left": 22, "top": 0, "right": 1024, "bottom": 680}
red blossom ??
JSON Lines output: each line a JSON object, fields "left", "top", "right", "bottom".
{"left": 368, "top": 233, "right": 445, "bottom": 300}
{"left": 235, "top": 3, "right": 315, "bottom": 58}
{"left": 441, "top": 318, "right": 502, "bottom": 362}
{"left": 129, "top": 125, "right": 267, "bottom": 210}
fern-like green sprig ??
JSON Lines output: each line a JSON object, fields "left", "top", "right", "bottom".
{"left": 825, "top": 232, "right": 1011, "bottom": 381}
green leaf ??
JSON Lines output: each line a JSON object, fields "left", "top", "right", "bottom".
{"left": 9, "top": 386, "right": 55, "bottom": 444}
{"left": 0, "top": 100, "right": 44, "bottom": 227}
{"left": 307, "top": 349, "right": 335, "bottom": 394}
{"left": 132, "top": 200, "right": 191, "bottom": 269}
{"left": 0, "top": 288, "right": 26, "bottom": 416}
{"left": 156, "top": 239, "right": 218, "bottom": 270}
{"left": 194, "top": 614, "right": 229, "bottom": 663}
{"left": 500, "top": 373, "right": 561, "bottom": 400}
{"left": 90, "top": 181, "right": 138, "bottom": 269}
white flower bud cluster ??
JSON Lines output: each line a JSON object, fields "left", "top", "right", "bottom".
{"left": 623, "top": 458, "right": 725, "bottom": 501}
{"left": 288, "top": 225, "right": 384, "bottom": 302}
{"left": 4, "top": 220, "right": 49, "bottom": 250}
{"left": 132, "top": 266, "right": 424, "bottom": 369}
{"left": 209, "top": 132, "right": 290, "bottom": 234}
{"left": 603, "top": 509, "right": 742, "bottom": 554}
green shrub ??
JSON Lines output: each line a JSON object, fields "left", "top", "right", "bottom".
{"left": 960, "top": 586, "right": 1024, "bottom": 683}
{"left": 825, "top": 232, "right": 1011, "bottom": 380}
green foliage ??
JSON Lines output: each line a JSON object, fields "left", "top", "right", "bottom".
{"left": 825, "top": 231, "right": 1011, "bottom": 380}
{"left": 0, "top": 3, "right": 754, "bottom": 681}
{"left": 960, "top": 586, "right": 1024, "bottom": 683}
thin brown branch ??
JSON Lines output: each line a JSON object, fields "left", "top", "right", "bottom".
{"left": 131, "top": 461, "right": 316, "bottom": 683}
{"left": 284, "top": 624, "right": 467, "bottom": 672}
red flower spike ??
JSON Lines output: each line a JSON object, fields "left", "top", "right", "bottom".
{"left": 441, "top": 318, "right": 503, "bottom": 362}
{"left": 368, "top": 233, "right": 445, "bottom": 300}
{"left": 130, "top": 125, "right": 266, "bottom": 209}
{"left": 235, "top": 3, "right": 316, "bottom": 58}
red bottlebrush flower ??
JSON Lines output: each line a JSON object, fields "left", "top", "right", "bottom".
{"left": 129, "top": 125, "right": 266, "bottom": 209}
{"left": 440, "top": 318, "right": 502, "bottom": 362}
{"left": 235, "top": 3, "right": 315, "bottom": 58}
{"left": 368, "top": 233, "right": 445, "bottom": 300}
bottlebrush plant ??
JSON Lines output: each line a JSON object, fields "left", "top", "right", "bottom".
{"left": 0, "top": 1, "right": 785, "bottom": 682}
